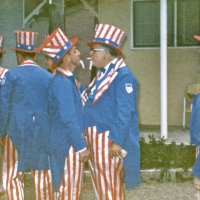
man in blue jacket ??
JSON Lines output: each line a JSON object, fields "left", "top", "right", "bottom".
{"left": 40, "top": 27, "right": 89, "bottom": 199}
{"left": 0, "top": 30, "right": 52, "bottom": 200}
{"left": 190, "top": 92, "right": 200, "bottom": 190}
{"left": 0, "top": 33, "right": 8, "bottom": 196}
{"left": 82, "top": 23, "right": 141, "bottom": 200}
{"left": 190, "top": 35, "right": 200, "bottom": 191}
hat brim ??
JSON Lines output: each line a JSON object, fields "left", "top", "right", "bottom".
{"left": 70, "top": 37, "right": 78, "bottom": 45}
{"left": 194, "top": 35, "right": 200, "bottom": 42}
{"left": 87, "top": 41, "right": 123, "bottom": 57}
{"left": 11, "top": 47, "right": 40, "bottom": 53}
{"left": 51, "top": 37, "right": 78, "bottom": 69}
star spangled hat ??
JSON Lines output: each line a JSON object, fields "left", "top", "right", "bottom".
{"left": 11, "top": 30, "right": 40, "bottom": 53}
{"left": 40, "top": 27, "right": 78, "bottom": 66}
{"left": 0, "top": 34, "right": 5, "bottom": 54}
{"left": 87, "top": 24, "right": 125, "bottom": 56}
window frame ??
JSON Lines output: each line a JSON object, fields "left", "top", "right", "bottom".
{"left": 130, "top": 0, "right": 200, "bottom": 49}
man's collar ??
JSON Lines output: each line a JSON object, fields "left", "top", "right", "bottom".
{"left": 57, "top": 67, "right": 73, "bottom": 76}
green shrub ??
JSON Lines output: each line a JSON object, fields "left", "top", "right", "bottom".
{"left": 140, "top": 135, "right": 196, "bottom": 170}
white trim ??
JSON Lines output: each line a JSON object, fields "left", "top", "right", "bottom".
{"left": 130, "top": 46, "right": 200, "bottom": 50}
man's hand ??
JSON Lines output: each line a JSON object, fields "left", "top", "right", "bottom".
{"left": 194, "top": 177, "right": 200, "bottom": 190}
{"left": 109, "top": 142, "right": 122, "bottom": 158}
{"left": 79, "top": 148, "right": 90, "bottom": 162}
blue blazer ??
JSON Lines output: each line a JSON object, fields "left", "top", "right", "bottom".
{"left": 0, "top": 64, "right": 52, "bottom": 171}
{"left": 48, "top": 74, "right": 86, "bottom": 190}
{"left": 83, "top": 65, "right": 141, "bottom": 189}
{"left": 190, "top": 93, "right": 200, "bottom": 178}
{"left": 193, "top": 153, "right": 200, "bottom": 178}
{"left": 190, "top": 93, "right": 200, "bottom": 146}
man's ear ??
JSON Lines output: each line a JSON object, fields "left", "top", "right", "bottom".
{"left": 64, "top": 53, "right": 71, "bottom": 63}
{"left": 62, "top": 53, "right": 67, "bottom": 63}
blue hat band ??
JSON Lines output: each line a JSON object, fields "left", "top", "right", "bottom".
{"left": 53, "top": 41, "right": 72, "bottom": 62}
{"left": 93, "top": 38, "right": 119, "bottom": 48}
{"left": 16, "top": 43, "right": 35, "bottom": 51}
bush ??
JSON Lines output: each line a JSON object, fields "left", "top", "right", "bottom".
{"left": 140, "top": 135, "right": 196, "bottom": 170}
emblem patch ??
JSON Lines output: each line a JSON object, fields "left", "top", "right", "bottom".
{"left": 0, "top": 77, "right": 6, "bottom": 85}
{"left": 125, "top": 83, "right": 133, "bottom": 93}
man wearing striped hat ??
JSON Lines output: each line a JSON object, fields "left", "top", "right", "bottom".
{"left": 40, "top": 27, "right": 89, "bottom": 199}
{"left": 0, "top": 30, "right": 53, "bottom": 200}
{"left": 82, "top": 24, "right": 141, "bottom": 199}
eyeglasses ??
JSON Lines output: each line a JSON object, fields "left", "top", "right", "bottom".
{"left": 90, "top": 48, "right": 105, "bottom": 52}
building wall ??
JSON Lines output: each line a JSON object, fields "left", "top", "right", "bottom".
{"left": 98, "top": 0, "right": 200, "bottom": 126}
{"left": 0, "top": 0, "right": 23, "bottom": 68}
{"left": 0, "top": 0, "right": 49, "bottom": 68}
{"left": 64, "top": 9, "right": 97, "bottom": 86}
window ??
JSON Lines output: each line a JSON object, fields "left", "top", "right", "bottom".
{"left": 131, "top": 0, "right": 200, "bottom": 48}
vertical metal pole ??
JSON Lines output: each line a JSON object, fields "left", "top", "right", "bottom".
{"left": 49, "top": 0, "right": 65, "bottom": 33}
{"left": 90, "top": 0, "right": 99, "bottom": 81}
{"left": 174, "top": 0, "right": 177, "bottom": 47}
{"left": 160, "top": 0, "right": 168, "bottom": 139}
{"left": 23, "top": 0, "right": 25, "bottom": 28}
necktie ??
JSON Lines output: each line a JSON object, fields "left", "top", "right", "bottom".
{"left": 99, "top": 67, "right": 106, "bottom": 73}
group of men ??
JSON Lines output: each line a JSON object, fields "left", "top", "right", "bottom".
{"left": 0, "top": 24, "right": 141, "bottom": 200}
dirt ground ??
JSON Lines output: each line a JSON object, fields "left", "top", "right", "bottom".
{"left": 80, "top": 177, "right": 198, "bottom": 200}
{"left": 0, "top": 175, "right": 198, "bottom": 200}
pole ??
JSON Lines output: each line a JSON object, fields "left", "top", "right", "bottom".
{"left": 160, "top": 0, "right": 168, "bottom": 139}
{"left": 49, "top": 0, "right": 65, "bottom": 33}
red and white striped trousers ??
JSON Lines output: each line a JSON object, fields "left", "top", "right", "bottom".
{"left": 3, "top": 138, "right": 84, "bottom": 200}
{"left": 3, "top": 136, "right": 54, "bottom": 200}
{"left": 3, "top": 136, "right": 24, "bottom": 200}
{"left": 85, "top": 127, "right": 124, "bottom": 200}
{"left": 54, "top": 147, "right": 84, "bottom": 200}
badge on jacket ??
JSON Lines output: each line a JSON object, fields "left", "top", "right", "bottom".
{"left": 125, "top": 83, "right": 133, "bottom": 93}
{"left": 0, "top": 77, "right": 6, "bottom": 85}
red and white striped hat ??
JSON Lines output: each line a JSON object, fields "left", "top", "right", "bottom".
{"left": 0, "top": 34, "right": 5, "bottom": 54}
{"left": 12, "top": 30, "right": 39, "bottom": 52}
{"left": 87, "top": 24, "right": 125, "bottom": 56}
{"left": 40, "top": 27, "right": 78, "bottom": 65}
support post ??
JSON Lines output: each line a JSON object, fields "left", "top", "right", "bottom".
{"left": 160, "top": 0, "right": 168, "bottom": 139}
{"left": 49, "top": 0, "right": 65, "bottom": 33}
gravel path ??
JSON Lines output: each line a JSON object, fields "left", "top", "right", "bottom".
{"left": 0, "top": 175, "right": 197, "bottom": 199}
{"left": 128, "top": 182, "right": 197, "bottom": 200}
{"left": 80, "top": 177, "right": 198, "bottom": 200}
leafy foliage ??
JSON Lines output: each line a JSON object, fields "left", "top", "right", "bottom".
{"left": 140, "top": 135, "right": 196, "bottom": 170}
